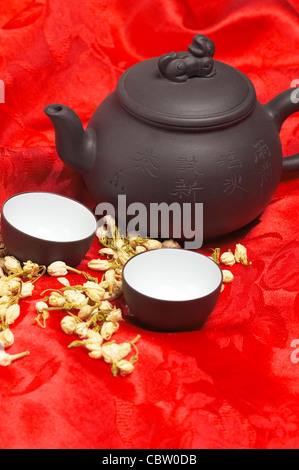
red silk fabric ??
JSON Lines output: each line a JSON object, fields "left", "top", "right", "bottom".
{"left": 0, "top": 0, "right": 299, "bottom": 449}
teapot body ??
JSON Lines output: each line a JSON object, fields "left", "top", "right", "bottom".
{"left": 45, "top": 34, "right": 299, "bottom": 241}
{"left": 86, "top": 92, "right": 282, "bottom": 240}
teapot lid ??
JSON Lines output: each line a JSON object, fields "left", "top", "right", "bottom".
{"left": 117, "top": 34, "right": 256, "bottom": 129}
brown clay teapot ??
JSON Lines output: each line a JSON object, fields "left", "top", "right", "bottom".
{"left": 45, "top": 34, "right": 299, "bottom": 241}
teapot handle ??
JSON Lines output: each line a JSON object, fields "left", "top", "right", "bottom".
{"left": 265, "top": 88, "right": 299, "bottom": 172}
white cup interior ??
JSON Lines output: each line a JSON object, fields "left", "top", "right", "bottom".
{"left": 124, "top": 249, "right": 222, "bottom": 301}
{"left": 3, "top": 192, "right": 96, "bottom": 242}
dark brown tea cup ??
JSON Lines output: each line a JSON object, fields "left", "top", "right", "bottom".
{"left": 1, "top": 192, "right": 97, "bottom": 267}
{"left": 122, "top": 248, "right": 223, "bottom": 332}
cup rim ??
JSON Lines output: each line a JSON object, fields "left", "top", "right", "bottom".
{"left": 122, "top": 248, "right": 223, "bottom": 303}
{"left": 1, "top": 191, "right": 97, "bottom": 244}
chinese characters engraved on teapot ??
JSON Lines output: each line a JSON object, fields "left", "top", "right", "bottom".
{"left": 217, "top": 151, "right": 249, "bottom": 195}
{"left": 253, "top": 139, "right": 273, "bottom": 188}
{"left": 171, "top": 155, "right": 204, "bottom": 202}
{"left": 134, "top": 148, "right": 160, "bottom": 178}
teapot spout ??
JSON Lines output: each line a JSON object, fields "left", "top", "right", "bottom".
{"left": 44, "top": 104, "right": 96, "bottom": 175}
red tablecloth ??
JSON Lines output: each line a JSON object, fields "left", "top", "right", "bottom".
{"left": 0, "top": 0, "right": 299, "bottom": 449}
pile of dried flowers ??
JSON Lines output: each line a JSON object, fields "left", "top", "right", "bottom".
{"left": 37, "top": 262, "right": 141, "bottom": 377}
{"left": 0, "top": 256, "right": 45, "bottom": 366}
{"left": 0, "top": 215, "right": 183, "bottom": 376}
{"left": 34, "top": 216, "right": 181, "bottom": 377}
{"left": 34, "top": 217, "right": 188, "bottom": 376}
{"left": 0, "top": 214, "right": 251, "bottom": 376}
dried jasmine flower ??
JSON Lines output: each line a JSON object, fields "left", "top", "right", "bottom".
{"left": 83, "top": 281, "right": 105, "bottom": 303}
{"left": 0, "top": 280, "right": 11, "bottom": 297}
{"left": 102, "top": 335, "right": 140, "bottom": 377}
{"left": 57, "top": 277, "right": 70, "bottom": 287}
{"left": 0, "top": 350, "right": 29, "bottom": 366}
{"left": 17, "top": 263, "right": 46, "bottom": 283}
{"left": 88, "top": 350, "right": 103, "bottom": 360}
{"left": 101, "top": 342, "right": 126, "bottom": 365}
{"left": 106, "top": 308, "right": 123, "bottom": 322}
{"left": 86, "top": 329, "right": 103, "bottom": 340}
{"left": 98, "top": 248, "right": 116, "bottom": 258}
{"left": 34, "top": 301, "right": 49, "bottom": 328}
{"left": 0, "top": 306, "right": 7, "bottom": 320}
{"left": 114, "top": 238, "right": 126, "bottom": 250}
{"left": 96, "top": 225, "right": 109, "bottom": 240}
{"left": 78, "top": 304, "right": 98, "bottom": 320}
{"left": 100, "top": 321, "right": 119, "bottom": 340}
{"left": 102, "top": 279, "right": 123, "bottom": 300}
{"left": 5, "top": 304, "right": 20, "bottom": 325}
{"left": 87, "top": 259, "right": 114, "bottom": 271}
{"left": 75, "top": 322, "right": 90, "bottom": 339}
{"left": 103, "top": 215, "right": 116, "bottom": 235}
{"left": 103, "top": 269, "right": 121, "bottom": 296}
{"left": 0, "top": 329, "right": 14, "bottom": 348}
{"left": 104, "top": 268, "right": 116, "bottom": 282}
{"left": 96, "top": 215, "right": 117, "bottom": 243}
{"left": 99, "top": 300, "right": 114, "bottom": 314}
{"left": 47, "top": 261, "right": 68, "bottom": 276}
{"left": 126, "top": 231, "right": 140, "bottom": 242}
{"left": 63, "top": 290, "right": 88, "bottom": 309}
{"left": 36, "top": 301, "right": 48, "bottom": 313}
{"left": 116, "top": 359, "right": 135, "bottom": 377}
{"left": 142, "top": 240, "right": 162, "bottom": 250}
{"left": 102, "top": 336, "right": 140, "bottom": 364}
{"left": 0, "top": 295, "right": 10, "bottom": 305}
{"left": 47, "top": 261, "right": 95, "bottom": 281}
{"left": 20, "top": 282, "right": 34, "bottom": 299}
{"left": 60, "top": 316, "right": 78, "bottom": 335}
{"left": 48, "top": 292, "right": 66, "bottom": 307}
{"left": 222, "top": 270, "right": 234, "bottom": 283}
{"left": 86, "top": 311, "right": 107, "bottom": 333}
{"left": 3, "top": 256, "right": 46, "bottom": 282}
{"left": 134, "top": 245, "right": 147, "bottom": 254}
{"left": 126, "top": 233, "right": 148, "bottom": 251}
{"left": 115, "top": 249, "right": 130, "bottom": 266}
{"left": 4, "top": 256, "right": 22, "bottom": 274}
{"left": 22, "top": 261, "right": 39, "bottom": 277}
{"left": 234, "top": 243, "right": 251, "bottom": 265}
{"left": 162, "top": 239, "right": 181, "bottom": 249}
{"left": 84, "top": 337, "right": 103, "bottom": 352}
{"left": 220, "top": 251, "right": 235, "bottom": 266}
{"left": 8, "top": 278, "right": 22, "bottom": 295}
